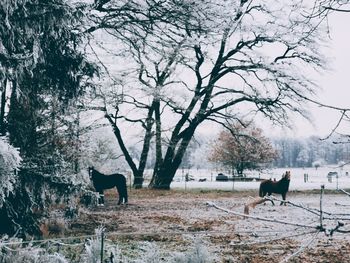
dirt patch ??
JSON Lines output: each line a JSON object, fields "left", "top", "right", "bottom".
{"left": 62, "top": 189, "right": 350, "bottom": 262}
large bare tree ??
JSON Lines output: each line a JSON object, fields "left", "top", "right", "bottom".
{"left": 86, "top": 0, "right": 329, "bottom": 189}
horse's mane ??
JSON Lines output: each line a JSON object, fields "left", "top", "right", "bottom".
{"left": 272, "top": 171, "right": 291, "bottom": 192}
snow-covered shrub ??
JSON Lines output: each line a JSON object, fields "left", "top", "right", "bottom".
{"left": 0, "top": 239, "right": 68, "bottom": 263}
{"left": 134, "top": 242, "right": 162, "bottom": 263}
{"left": 170, "top": 239, "right": 215, "bottom": 263}
{"left": 81, "top": 227, "right": 104, "bottom": 263}
{"left": 0, "top": 137, "right": 22, "bottom": 208}
{"left": 312, "top": 159, "right": 324, "bottom": 170}
{"left": 81, "top": 227, "right": 127, "bottom": 263}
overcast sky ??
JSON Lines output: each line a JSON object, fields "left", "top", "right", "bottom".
{"left": 265, "top": 11, "right": 350, "bottom": 138}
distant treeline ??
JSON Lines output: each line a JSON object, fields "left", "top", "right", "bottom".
{"left": 272, "top": 136, "right": 350, "bottom": 168}
{"left": 143, "top": 135, "right": 350, "bottom": 170}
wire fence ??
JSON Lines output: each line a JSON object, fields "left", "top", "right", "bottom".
{"left": 0, "top": 227, "right": 323, "bottom": 262}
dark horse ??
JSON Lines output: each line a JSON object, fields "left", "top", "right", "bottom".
{"left": 88, "top": 167, "right": 128, "bottom": 206}
{"left": 259, "top": 171, "right": 291, "bottom": 205}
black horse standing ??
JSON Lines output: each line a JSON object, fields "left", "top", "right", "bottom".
{"left": 88, "top": 167, "right": 128, "bottom": 205}
{"left": 259, "top": 171, "right": 291, "bottom": 205}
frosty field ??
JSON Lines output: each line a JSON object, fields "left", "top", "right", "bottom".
{"left": 6, "top": 167, "right": 350, "bottom": 262}
{"left": 63, "top": 188, "right": 350, "bottom": 262}
{"left": 37, "top": 166, "right": 350, "bottom": 262}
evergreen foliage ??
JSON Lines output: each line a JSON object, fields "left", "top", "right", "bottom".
{"left": 0, "top": 0, "right": 97, "bottom": 236}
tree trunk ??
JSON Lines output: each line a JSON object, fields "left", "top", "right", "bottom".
{"left": 105, "top": 114, "right": 141, "bottom": 186}
{"left": 149, "top": 125, "right": 196, "bottom": 189}
{"left": 237, "top": 162, "right": 244, "bottom": 176}
{"left": 0, "top": 78, "right": 7, "bottom": 135}
{"left": 150, "top": 164, "right": 176, "bottom": 189}
{"left": 152, "top": 99, "right": 163, "bottom": 178}
{"left": 105, "top": 105, "right": 155, "bottom": 189}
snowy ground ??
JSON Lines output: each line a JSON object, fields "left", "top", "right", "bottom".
{"left": 161, "top": 166, "right": 350, "bottom": 191}
{"left": 65, "top": 189, "right": 350, "bottom": 262}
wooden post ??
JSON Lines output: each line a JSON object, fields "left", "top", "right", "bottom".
{"left": 320, "top": 185, "right": 324, "bottom": 230}
{"left": 100, "top": 230, "right": 104, "bottom": 263}
{"left": 336, "top": 173, "right": 339, "bottom": 190}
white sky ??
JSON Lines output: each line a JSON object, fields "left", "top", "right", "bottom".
{"left": 91, "top": 8, "right": 350, "bottom": 140}
{"left": 197, "top": 11, "right": 350, "bottom": 139}
{"left": 273, "top": 11, "right": 350, "bottom": 138}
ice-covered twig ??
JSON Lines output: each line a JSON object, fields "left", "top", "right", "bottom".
{"left": 265, "top": 196, "right": 321, "bottom": 216}
{"left": 231, "top": 230, "right": 318, "bottom": 247}
{"left": 335, "top": 202, "right": 350, "bottom": 207}
{"left": 339, "top": 189, "right": 350, "bottom": 197}
{"left": 279, "top": 231, "right": 320, "bottom": 263}
{"left": 328, "top": 221, "right": 345, "bottom": 236}
{"left": 206, "top": 201, "right": 317, "bottom": 229}
{"left": 265, "top": 196, "right": 350, "bottom": 219}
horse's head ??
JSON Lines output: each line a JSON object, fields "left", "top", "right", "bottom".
{"left": 283, "top": 171, "right": 291, "bottom": 181}
{"left": 88, "top": 166, "right": 94, "bottom": 179}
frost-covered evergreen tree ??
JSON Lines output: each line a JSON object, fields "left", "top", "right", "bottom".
{"left": 0, "top": 137, "right": 21, "bottom": 207}
{"left": 0, "top": 0, "right": 96, "bottom": 236}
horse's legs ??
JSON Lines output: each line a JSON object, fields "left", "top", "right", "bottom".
{"left": 116, "top": 177, "right": 128, "bottom": 205}
{"left": 117, "top": 189, "right": 128, "bottom": 205}
{"left": 123, "top": 183, "right": 128, "bottom": 204}
{"left": 268, "top": 193, "right": 275, "bottom": 206}
{"left": 98, "top": 190, "right": 105, "bottom": 206}
{"left": 280, "top": 193, "right": 287, "bottom": 206}
{"left": 116, "top": 187, "right": 123, "bottom": 205}
{"left": 117, "top": 194, "right": 122, "bottom": 205}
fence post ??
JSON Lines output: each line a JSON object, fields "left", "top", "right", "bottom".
{"left": 319, "top": 185, "right": 324, "bottom": 230}
{"left": 304, "top": 173, "right": 307, "bottom": 183}
{"left": 336, "top": 173, "right": 339, "bottom": 190}
{"left": 100, "top": 229, "right": 104, "bottom": 263}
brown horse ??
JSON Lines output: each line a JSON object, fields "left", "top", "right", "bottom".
{"left": 259, "top": 171, "right": 291, "bottom": 205}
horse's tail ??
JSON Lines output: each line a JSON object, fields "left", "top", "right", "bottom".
{"left": 259, "top": 182, "right": 264, "bottom": 197}
{"left": 122, "top": 175, "right": 128, "bottom": 202}
{"left": 119, "top": 174, "right": 128, "bottom": 202}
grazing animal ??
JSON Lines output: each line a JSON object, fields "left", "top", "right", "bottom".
{"left": 88, "top": 167, "right": 128, "bottom": 206}
{"left": 259, "top": 171, "right": 291, "bottom": 205}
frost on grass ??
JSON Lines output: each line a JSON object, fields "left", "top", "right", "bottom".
{"left": 0, "top": 238, "right": 68, "bottom": 263}
{"left": 0, "top": 224, "right": 213, "bottom": 263}
{"left": 81, "top": 227, "right": 106, "bottom": 263}
{"left": 134, "top": 242, "right": 163, "bottom": 263}
{"left": 170, "top": 239, "right": 215, "bottom": 263}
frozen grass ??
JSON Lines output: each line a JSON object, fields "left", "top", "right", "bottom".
{"left": 0, "top": 233, "right": 215, "bottom": 263}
